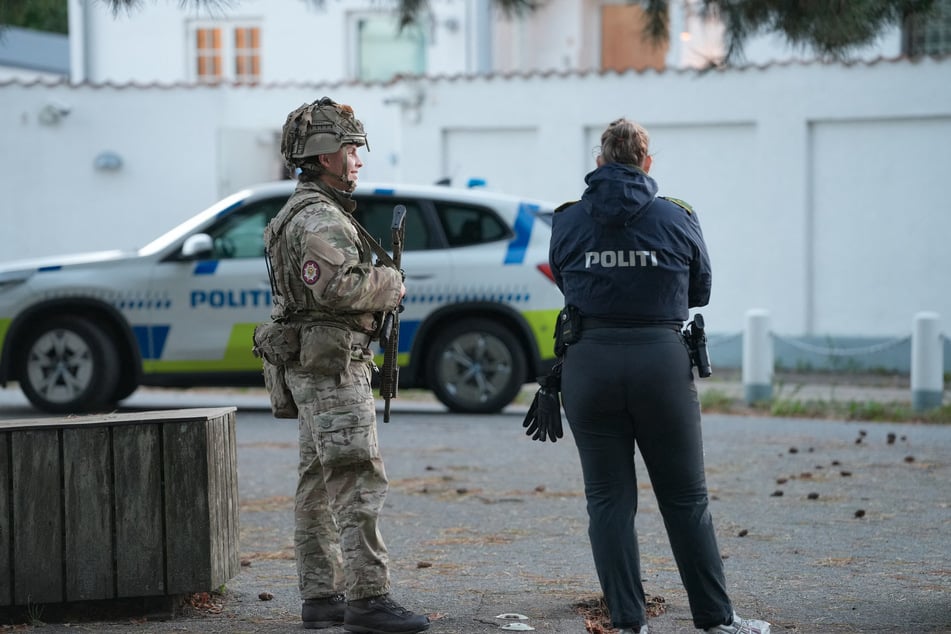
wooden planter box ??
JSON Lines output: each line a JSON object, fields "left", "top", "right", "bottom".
{"left": 0, "top": 407, "right": 239, "bottom": 609}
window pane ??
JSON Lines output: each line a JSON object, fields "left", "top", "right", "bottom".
{"left": 234, "top": 26, "right": 261, "bottom": 83}
{"left": 356, "top": 15, "right": 426, "bottom": 82}
{"left": 207, "top": 198, "right": 285, "bottom": 259}
{"left": 353, "top": 199, "right": 430, "bottom": 251}
{"left": 435, "top": 204, "right": 511, "bottom": 247}
{"left": 196, "top": 27, "right": 222, "bottom": 80}
{"left": 904, "top": 0, "right": 951, "bottom": 55}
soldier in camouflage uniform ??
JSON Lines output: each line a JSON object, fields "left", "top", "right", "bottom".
{"left": 263, "top": 97, "right": 430, "bottom": 633}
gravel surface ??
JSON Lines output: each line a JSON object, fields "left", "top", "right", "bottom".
{"left": 1, "top": 386, "right": 949, "bottom": 633}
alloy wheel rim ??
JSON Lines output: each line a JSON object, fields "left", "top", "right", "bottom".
{"left": 26, "top": 329, "right": 95, "bottom": 404}
{"left": 438, "top": 332, "right": 513, "bottom": 405}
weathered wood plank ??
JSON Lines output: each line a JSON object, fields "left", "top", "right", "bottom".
{"left": 222, "top": 413, "right": 239, "bottom": 585}
{"left": 113, "top": 425, "right": 164, "bottom": 597}
{"left": 0, "top": 432, "right": 11, "bottom": 605}
{"left": 163, "top": 420, "right": 211, "bottom": 593}
{"left": 225, "top": 412, "right": 240, "bottom": 583}
{"left": 12, "top": 429, "right": 63, "bottom": 605}
{"left": 206, "top": 419, "right": 223, "bottom": 586}
{"left": 224, "top": 412, "right": 239, "bottom": 583}
{"left": 62, "top": 427, "right": 114, "bottom": 601}
{"left": 208, "top": 412, "right": 239, "bottom": 586}
{"left": 0, "top": 408, "right": 236, "bottom": 431}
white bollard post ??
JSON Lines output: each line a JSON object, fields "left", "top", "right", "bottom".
{"left": 911, "top": 312, "right": 944, "bottom": 411}
{"left": 742, "top": 309, "right": 773, "bottom": 404}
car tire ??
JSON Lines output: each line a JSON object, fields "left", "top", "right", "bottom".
{"left": 110, "top": 372, "right": 140, "bottom": 404}
{"left": 17, "top": 317, "right": 121, "bottom": 414}
{"left": 426, "top": 318, "right": 527, "bottom": 414}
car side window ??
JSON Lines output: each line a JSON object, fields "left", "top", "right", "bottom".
{"left": 353, "top": 200, "right": 430, "bottom": 251}
{"left": 436, "top": 203, "right": 511, "bottom": 247}
{"left": 206, "top": 197, "right": 286, "bottom": 259}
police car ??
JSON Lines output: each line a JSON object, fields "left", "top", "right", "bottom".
{"left": 0, "top": 181, "right": 562, "bottom": 415}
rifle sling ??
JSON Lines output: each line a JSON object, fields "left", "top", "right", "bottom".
{"left": 349, "top": 218, "right": 399, "bottom": 270}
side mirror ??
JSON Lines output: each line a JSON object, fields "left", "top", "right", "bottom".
{"left": 181, "top": 233, "right": 214, "bottom": 258}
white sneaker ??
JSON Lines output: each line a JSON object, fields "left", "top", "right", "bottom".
{"left": 705, "top": 612, "right": 771, "bottom": 634}
{"left": 617, "top": 627, "right": 648, "bottom": 634}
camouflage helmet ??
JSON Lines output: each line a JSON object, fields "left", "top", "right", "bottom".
{"left": 280, "top": 97, "right": 369, "bottom": 166}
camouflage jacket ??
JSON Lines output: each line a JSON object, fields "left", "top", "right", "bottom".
{"left": 264, "top": 179, "right": 402, "bottom": 336}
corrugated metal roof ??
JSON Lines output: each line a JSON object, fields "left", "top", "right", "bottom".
{"left": 0, "top": 26, "right": 69, "bottom": 75}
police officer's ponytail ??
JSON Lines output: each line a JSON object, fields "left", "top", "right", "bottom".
{"left": 600, "top": 118, "right": 650, "bottom": 168}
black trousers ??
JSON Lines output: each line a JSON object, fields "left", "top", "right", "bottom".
{"left": 561, "top": 326, "right": 733, "bottom": 630}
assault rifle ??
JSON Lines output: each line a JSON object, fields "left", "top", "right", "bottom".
{"left": 379, "top": 204, "right": 407, "bottom": 422}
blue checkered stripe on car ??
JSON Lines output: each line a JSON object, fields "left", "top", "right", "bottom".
{"left": 403, "top": 285, "right": 534, "bottom": 305}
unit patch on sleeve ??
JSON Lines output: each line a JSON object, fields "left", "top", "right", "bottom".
{"left": 302, "top": 260, "right": 321, "bottom": 285}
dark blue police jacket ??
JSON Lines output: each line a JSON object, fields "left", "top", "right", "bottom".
{"left": 549, "top": 162, "right": 712, "bottom": 326}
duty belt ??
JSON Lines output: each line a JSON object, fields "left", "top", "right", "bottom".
{"left": 581, "top": 317, "right": 680, "bottom": 331}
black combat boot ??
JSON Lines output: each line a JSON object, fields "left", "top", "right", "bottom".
{"left": 344, "top": 594, "right": 431, "bottom": 633}
{"left": 302, "top": 594, "right": 346, "bottom": 629}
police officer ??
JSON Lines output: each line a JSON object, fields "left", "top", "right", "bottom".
{"left": 264, "top": 97, "right": 430, "bottom": 633}
{"left": 549, "top": 118, "right": 771, "bottom": 634}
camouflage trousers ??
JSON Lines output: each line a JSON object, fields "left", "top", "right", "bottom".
{"left": 285, "top": 347, "right": 390, "bottom": 601}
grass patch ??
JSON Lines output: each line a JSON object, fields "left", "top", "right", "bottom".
{"left": 770, "top": 398, "right": 950, "bottom": 422}
{"left": 699, "top": 389, "right": 735, "bottom": 411}
{"left": 393, "top": 374, "right": 950, "bottom": 424}
{"left": 700, "top": 394, "right": 951, "bottom": 423}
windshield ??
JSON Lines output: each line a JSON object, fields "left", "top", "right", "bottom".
{"left": 137, "top": 192, "right": 248, "bottom": 257}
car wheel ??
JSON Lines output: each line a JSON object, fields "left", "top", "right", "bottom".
{"left": 110, "top": 372, "right": 140, "bottom": 404}
{"left": 17, "top": 317, "right": 121, "bottom": 414}
{"left": 426, "top": 318, "right": 527, "bottom": 414}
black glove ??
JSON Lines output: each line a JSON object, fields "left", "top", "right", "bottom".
{"left": 522, "top": 368, "right": 563, "bottom": 443}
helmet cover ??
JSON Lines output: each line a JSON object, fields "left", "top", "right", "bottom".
{"left": 281, "top": 97, "right": 369, "bottom": 166}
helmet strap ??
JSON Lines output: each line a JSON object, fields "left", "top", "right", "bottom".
{"left": 314, "top": 146, "right": 356, "bottom": 193}
{"left": 339, "top": 152, "right": 348, "bottom": 189}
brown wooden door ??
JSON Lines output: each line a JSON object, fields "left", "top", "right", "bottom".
{"left": 601, "top": 3, "right": 668, "bottom": 72}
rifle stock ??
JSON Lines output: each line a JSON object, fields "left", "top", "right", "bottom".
{"left": 380, "top": 204, "right": 407, "bottom": 422}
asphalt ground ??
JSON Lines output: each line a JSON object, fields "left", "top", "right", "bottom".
{"left": 0, "top": 382, "right": 948, "bottom": 633}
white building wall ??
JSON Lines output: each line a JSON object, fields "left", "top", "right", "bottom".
{"left": 425, "top": 1, "right": 471, "bottom": 76}
{"left": 0, "top": 81, "right": 393, "bottom": 257}
{"left": 491, "top": 0, "right": 587, "bottom": 72}
{"left": 68, "top": 0, "right": 475, "bottom": 84}
{"left": 67, "top": 0, "right": 905, "bottom": 86}
{"left": 1, "top": 57, "right": 948, "bottom": 352}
